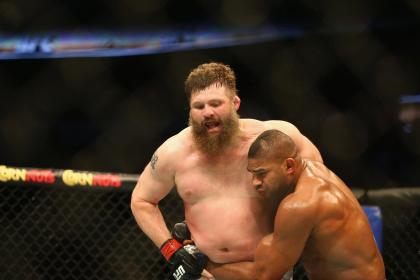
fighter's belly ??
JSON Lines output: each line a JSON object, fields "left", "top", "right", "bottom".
{"left": 185, "top": 197, "right": 272, "bottom": 263}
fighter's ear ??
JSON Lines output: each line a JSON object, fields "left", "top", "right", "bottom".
{"left": 285, "top": 158, "right": 296, "bottom": 174}
{"left": 233, "top": 95, "right": 241, "bottom": 110}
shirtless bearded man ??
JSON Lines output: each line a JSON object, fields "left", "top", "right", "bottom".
{"left": 130, "top": 62, "right": 323, "bottom": 279}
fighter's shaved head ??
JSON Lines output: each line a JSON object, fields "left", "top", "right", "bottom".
{"left": 248, "top": 129, "right": 298, "bottom": 161}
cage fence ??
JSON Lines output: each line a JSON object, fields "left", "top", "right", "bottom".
{"left": 0, "top": 166, "right": 419, "bottom": 280}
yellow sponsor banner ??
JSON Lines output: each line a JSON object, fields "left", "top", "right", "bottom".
{"left": 62, "top": 170, "right": 121, "bottom": 188}
{"left": 0, "top": 165, "right": 26, "bottom": 182}
{"left": 62, "top": 170, "right": 93, "bottom": 186}
{"left": 0, "top": 165, "right": 123, "bottom": 188}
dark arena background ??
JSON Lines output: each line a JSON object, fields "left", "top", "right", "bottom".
{"left": 1, "top": 1, "right": 420, "bottom": 279}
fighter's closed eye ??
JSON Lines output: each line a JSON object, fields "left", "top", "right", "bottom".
{"left": 252, "top": 170, "right": 267, "bottom": 179}
{"left": 209, "top": 100, "right": 222, "bottom": 107}
{"left": 192, "top": 103, "right": 205, "bottom": 109}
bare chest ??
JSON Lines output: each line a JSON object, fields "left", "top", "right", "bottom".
{"left": 174, "top": 153, "right": 254, "bottom": 203}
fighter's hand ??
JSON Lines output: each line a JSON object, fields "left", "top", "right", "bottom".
{"left": 200, "top": 269, "right": 215, "bottom": 280}
{"left": 161, "top": 239, "right": 208, "bottom": 280}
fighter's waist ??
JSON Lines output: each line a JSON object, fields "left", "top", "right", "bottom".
{"left": 190, "top": 235, "right": 256, "bottom": 261}
{"left": 199, "top": 246, "right": 254, "bottom": 264}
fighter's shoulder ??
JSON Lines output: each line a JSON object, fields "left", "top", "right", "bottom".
{"left": 282, "top": 172, "right": 330, "bottom": 213}
{"left": 240, "top": 118, "right": 294, "bottom": 128}
{"left": 298, "top": 167, "right": 346, "bottom": 218}
{"left": 276, "top": 191, "right": 317, "bottom": 227}
{"left": 280, "top": 185, "right": 319, "bottom": 213}
{"left": 156, "top": 128, "right": 192, "bottom": 158}
{"left": 239, "top": 118, "right": 264, "bottom": 128}
{"left": 263, "top": 120, "right": 299, "bottom": 133}
{"left": 240, "top": 118, "right": 297, "bottom": 132}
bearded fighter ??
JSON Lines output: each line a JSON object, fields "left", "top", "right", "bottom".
{"left": 131, "top": 62, "right": 323, "bottom": 279}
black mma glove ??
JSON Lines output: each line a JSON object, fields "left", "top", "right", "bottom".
{"left": 160, "top": 222, "right": 208, "bottom": 280}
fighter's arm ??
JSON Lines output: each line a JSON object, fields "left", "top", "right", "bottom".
{"left": 265, "top": 120, "right": 323, "bottom": 162}
{"left": 205, "top": 198, "right": 315, "bottom": 280}
{"left": 254, "top": 198, "right": 316, "bottom": 280}
{"left": 130, "top": 138, "right": 177, "bottom": 248}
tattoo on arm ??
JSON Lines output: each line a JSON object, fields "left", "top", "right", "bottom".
{"left": 150, "top": 154, "right": 158, "bottom": 170}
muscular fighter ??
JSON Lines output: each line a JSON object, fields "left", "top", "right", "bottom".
{"left": 130, "top": 63, "right": 323, "bottom": 279}
{"left": 207, "top": 129, "right": 385, "bottom": 280}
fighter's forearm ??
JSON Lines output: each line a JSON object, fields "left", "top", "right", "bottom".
{"left": 130, "top": 199, "right": 171, "bottom": 247}
{"left": 207, "top": 260, "right": 256, "bottom": 280}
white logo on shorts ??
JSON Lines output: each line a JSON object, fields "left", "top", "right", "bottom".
{"left": 173, "top": 265, "right": 186, "bottom": 280}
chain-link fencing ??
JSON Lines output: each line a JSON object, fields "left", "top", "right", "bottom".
{"left": 0, "top": 166, "right": 419, "bottom": 280}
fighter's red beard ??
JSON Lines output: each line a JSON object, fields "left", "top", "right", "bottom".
{"left": 189, "top": 110, "right": 240, "bottom": 156}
